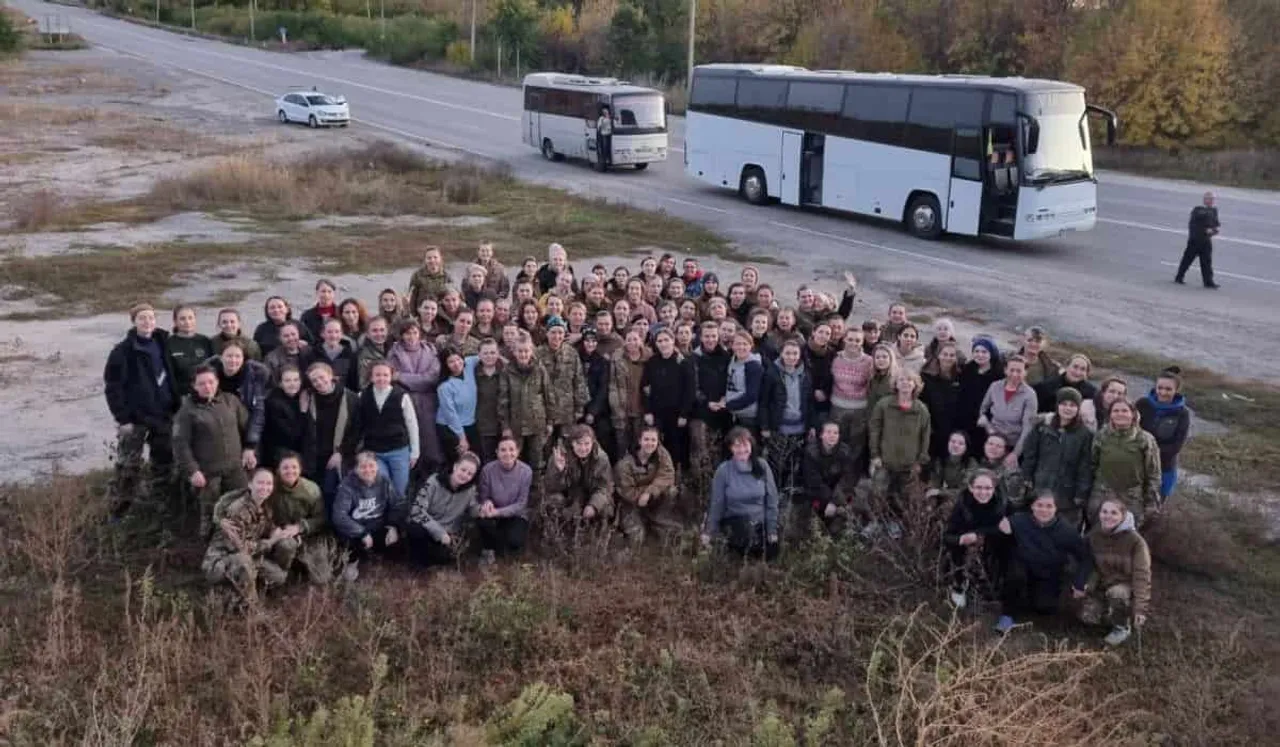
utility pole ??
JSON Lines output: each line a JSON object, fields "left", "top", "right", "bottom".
{"left": 189, "top": 0, "right": 195, "bottom": 29}
{"left": 154, "top": 0, "right": 159, "bottom": 25}
{"left": 248, "top": 0, "right": 255, "bottom": 42}
{"left": 686, "top": 0, "right": 696, "bottom": 90}
{"left": 379, "top": 0, "right": 386, "bottom": 40}
{"left": 469, "top": 0, "right": 476, "bottom": 63}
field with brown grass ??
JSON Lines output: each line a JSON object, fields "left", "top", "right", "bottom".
{"left": 0, "top": 467, "right": 1276, "bottom": 745}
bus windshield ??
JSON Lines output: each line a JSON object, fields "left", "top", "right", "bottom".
{"left": 1022, "top": 91, "right": 1092, "bottom": 184}
{"left": 612, "top": 94, "right": 666, "bottom": 131}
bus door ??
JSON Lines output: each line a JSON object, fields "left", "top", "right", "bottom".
{"left": 981, "top": 125, "right": 1019, "bottom": 237}
{"left": 780, "top": 130, "right": 803, "bottom": 206}
{"left": 946, "top": 126, "right": 983, "bottom": 236}
{"left": 526, "top": 89, "right": 541, "bottom": 146}
{"left": 801, "top": 133, "right": 825, "bottom": 206}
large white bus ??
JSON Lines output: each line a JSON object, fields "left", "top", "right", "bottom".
{"left": 521, "top": 73, "right": 669, "bottom": 171}
{"left": 684, "top": 64, "right": 1118, "bottom": 241}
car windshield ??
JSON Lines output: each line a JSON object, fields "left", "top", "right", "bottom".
{"left": 306, "top": 95, "right": 338, "bottom": 106}
{"left": 1021, "top": 90, "right": 1092, "bottom": 183}
{"left": 612, "top": 94, "right": 665, "bottom": 130}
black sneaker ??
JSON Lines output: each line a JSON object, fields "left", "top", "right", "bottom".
{"left": 1173, "top": 278, "right": 1185, "bottom": 285}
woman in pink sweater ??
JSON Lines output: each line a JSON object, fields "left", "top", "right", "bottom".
{"left": 829, "top": 328, "right": 876, "bottom": 475}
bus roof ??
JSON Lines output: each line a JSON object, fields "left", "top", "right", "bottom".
{"left": 692, "top": 64, "right": 1084, "bottom": 95}
{"left": 522, "top": 72, "right": 663, "bottom": 97}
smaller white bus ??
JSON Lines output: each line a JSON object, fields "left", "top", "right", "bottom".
{"left": 521, "top": 73, "right": 669, "bottom": 171}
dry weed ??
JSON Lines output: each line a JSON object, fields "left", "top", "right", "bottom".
{"left": 0, "top": 101, "right": 99, "bottom": 125}
{"left": 1, "top": 472, "right": 103, "bottom": 579}
{"left": 8, "top": 187, "right": 61, "bottom": 231}
{"left": 865, "top": 606, "right": 1142, "bottom": 746}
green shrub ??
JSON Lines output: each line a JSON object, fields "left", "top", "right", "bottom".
{"left": 484, "top": 682, "right": 584, "bottom": 747}
{"left": 0, "top": 10, "right": 23, "bottom": 54}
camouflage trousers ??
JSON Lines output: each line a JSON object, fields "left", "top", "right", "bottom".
{"left": 870, "top": 467, "right": 920, "bottom": 519}
{"left": 201, "top": 548, "right": 288, "bottom": 601}
{"left": 617, "top": 486, "right": 683, "bottom": 545}
{"left": 1079, "top": 583, "right": 1134, "bottom": 627}
{"left": 194, "top": 468, "right": 249, "bottom": 539}
{"left": 113, "top": 421, "right": 174, "bottom": 511}
{"left": 270, "top": 536, "right": 334, "bottom": 585}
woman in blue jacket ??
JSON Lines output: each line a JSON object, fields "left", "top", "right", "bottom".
{"left": 436, "top": 350, "right": 479, "bottom": 469}
{"left": 1135, "top": 367, "right": 1191, "bottom": 501}
{"left": 724, "top": 330, "right": 765, "bottom": 434}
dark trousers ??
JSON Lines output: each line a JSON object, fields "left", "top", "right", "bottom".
{"left": 1175, "top": 238, "right": 1214, "bottom": 286}
{"left": 721, "top": 516, "right": 779, "bottom": 562}
{"left": 340, "top": 524, "right": 399, "bottom": 562}
{"left": 947, "top": 537, "right": 1008, "bottom": 595}
{"left": 477, "top": 516, "right": 529, "bottom": 557}
{"left": 407, "top": 526, "right": 458, "bottom": 567}
{"left": 655, "top": 415, "right": 689, "bottom": 467}
{"left": 114, "top": 419, "right": 174, "bottom": 512}
{"left": 437, "top": 423, "right": 480, "bottom": 467}
{"left": 597, "top": 133, "right": 612, "bottom": 166}
{"left": 477, "top": 433, "right": 501, "bottom": 464}
{"left": 1000, "top": 558, "right": 1063, "bottom": 617}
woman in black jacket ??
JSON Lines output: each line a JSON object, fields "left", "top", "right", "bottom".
{"left": 260, "top": 365, "right": 316, "bottom": 473}
{"left": 642, "top": 328, "right": 696, "bottom": 468}
{"left": 578, "top": 329, "right": 615, "bottom": 459}
{"left": 1021, "top": 387, "right": 1094, "bottom": 529}
{"left": 1034, "top": 354, "right": 1097, "bottom": 413}
{"left": 943, "top": 469, "right": 1010, "bottom": 610}
{"left": 920, "top": 341, "right": 962, "bottom": 460}
{"left": 253, "top": 295, "right": 311, "bottom": 358}
{"left": 955, "top": 337, "right": 1003, "bottom": 459}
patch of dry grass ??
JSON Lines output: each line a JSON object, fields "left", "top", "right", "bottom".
{"left": 0, "top": 101, "right": 99, "bottom": 125}
{"left": 88, "top": 124, "right": 229, "bottom": 155}
{"left": 0, "top": 60, "right": 138, "bottom": 96}
{"left": 9, "top": 188, "right": 61, "bottom": 231}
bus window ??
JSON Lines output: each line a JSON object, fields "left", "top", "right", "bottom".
{"left": 989, "top": 93, "right": 1017, "bottom": 125}
{"left": 736, "top": 78, "right": 788, "bottom": 123}
{"left": 952, "top": 126, "right": 983, "bottom": 181}
{"left": 690, "top": 75, "right": 737, "bottom": 114}
{"left": 905, "top": 87, "right": 984, "bottom": 155}
{"left": 613, "top": 94, "right": 666, "bottom": 131}
{"left": 841, "top": 84, "right": 909, "bottom": 146}
{"left": 786, "top": 81, "right": 844, "bottom": 130}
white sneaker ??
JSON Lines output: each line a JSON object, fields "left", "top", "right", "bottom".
{"left": 1104, "top": 625, "right": 1131, "bottom": 646}
{"left": 341, "top": 560, "right": 360, "bottom": 583}
{"left": 887, "top": 521, "right": 904, "bottom": 540}
{"left": 949, "top": 589, "right": 968, "bottom": 610}
{"left": 480, "top": 550, "right": 497, "bottom": 567}
{"left": 860, "top": 521, "right": 881, "bottom": 539}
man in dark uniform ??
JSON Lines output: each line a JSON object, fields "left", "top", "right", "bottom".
{"left": 1174, "top": 191, "right": 1220, "bottom": 289}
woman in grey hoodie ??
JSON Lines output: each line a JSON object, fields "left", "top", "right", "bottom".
{"left": 701, "top": 428, "right": 780, "bottom": 561}
{"left": 977, "top": 354, "right": 1039, "bottom": 467}
{"left": 406, "top": 453, "right": 481, "bottom": 568}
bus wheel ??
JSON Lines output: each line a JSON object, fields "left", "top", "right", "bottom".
{"left": 906, "top": 194, "right": 943, "bottom": 239}
{"left": 634, "top": 163, "right": 648, "bottom": 171}
{"left": 541, "top": 139, "right": 559, "bottom": 161}
{"left": 739, "top": 166, "right": 768, "bottom": 205}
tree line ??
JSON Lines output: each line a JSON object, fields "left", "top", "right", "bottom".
{"left": 100, "top": 0, "right": 1279, "bottom": 152}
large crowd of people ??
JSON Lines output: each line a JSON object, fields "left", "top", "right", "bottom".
{"left": 102, "top": 241, "right": 1188, "bottom": 645}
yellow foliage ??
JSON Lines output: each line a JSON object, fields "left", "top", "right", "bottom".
{"left": 446, "top": 39, "right": 472, "bottom": 67}
{"left": 1067, "top": 0, "right": 1238, "bottom": 149}
{"left": 540, "top": 5, "right": 574, "bottom": 40}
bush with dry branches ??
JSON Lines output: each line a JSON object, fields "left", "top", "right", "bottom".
{"left": 864, "top": 606, "right": 1143, "bottom": 746}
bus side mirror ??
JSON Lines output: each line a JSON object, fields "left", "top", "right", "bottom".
{"left": 1087, "top": 104, "right": 1119, "bottom": 146}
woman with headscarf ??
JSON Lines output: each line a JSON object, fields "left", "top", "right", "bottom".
{"left": 955, "top": 337, "right": 1003, "bottom": 459}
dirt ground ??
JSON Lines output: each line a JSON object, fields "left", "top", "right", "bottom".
{"left": 0, "top": 47, "right": 1239, "bottom": 486}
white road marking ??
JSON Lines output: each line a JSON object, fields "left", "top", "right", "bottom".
{"left": 1158, "top": 261, "right": 1280, "bottom": 287}
{"left": 1099, "top": 217, "right": 1280, "bottom": 250}
{"left": 663, "top": 196, "right": 730, "bottom": 213}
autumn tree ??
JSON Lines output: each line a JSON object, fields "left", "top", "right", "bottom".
{"left": 1068, "top": 0, "right": 1238, "bottom": 149}
{"left": 786, "top": 0, "right": 919, "bottom": 72}
{"left": 606, "top": 1, "right": 650, "bottom": 75}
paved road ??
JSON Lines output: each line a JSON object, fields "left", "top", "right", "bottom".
{"left": 14, "top": 0, "right": 1280, "bottom": 376}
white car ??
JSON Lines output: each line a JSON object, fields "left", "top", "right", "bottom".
{"left": 275, "top": 89, "right": 350, "bottom": 128}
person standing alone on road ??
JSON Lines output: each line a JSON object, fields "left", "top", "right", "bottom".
{"left": 1175, "top": 191, "right": 1220, "bottom": 288}
{"left": 596, "top": 104, "right": 613, "bottom": 170}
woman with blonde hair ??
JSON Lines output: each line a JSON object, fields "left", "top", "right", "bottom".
{"left": 1090, "top": 398, "right": 1161, "bottom": 527}
{"left": 1080, "top": 497, "right": 1151, "bottom": 646}
{"left": 868, "top": 369, "right": 932, "bottom": 538}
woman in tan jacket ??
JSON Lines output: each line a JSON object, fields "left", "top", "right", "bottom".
{"left": 1080, "top": 498, "right": 1152, "bottom": 646}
